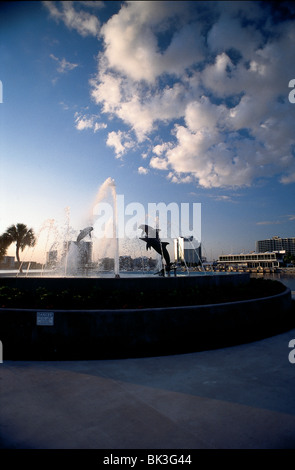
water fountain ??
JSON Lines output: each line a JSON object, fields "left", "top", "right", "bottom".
{"left": 90, "top": 177, "right": 120, "bottom": 277}
{"left": 0, "top": 178, "right": 293, "bottom": 360}
{"left": 16, "top": 178, "right": 120, "bottom": 278}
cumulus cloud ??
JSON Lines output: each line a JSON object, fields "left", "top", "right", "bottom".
{"left": 99, "top": 1, "right": 204, "bottom": 83}
{"left": 106, "top": 130, "right": 135, "bottom": 158}
{"left": 48, "top": 0, "right": 295, "bottom": 188}
{"left": 90, "top": 67, "right": 188, "bottom": 142}
{"left": 150, "top": 156, "right": 169, "bottom": 171}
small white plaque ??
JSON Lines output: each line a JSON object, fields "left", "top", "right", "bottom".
{"left": 37, "top": 312, "right": 54, "bottom": 326}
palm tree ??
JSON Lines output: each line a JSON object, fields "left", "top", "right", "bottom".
{"left": 4, "top": 223, "right": 36, "bottom": 271}
{"left": 0, "top": 233, "right": 11, "bottom": 261}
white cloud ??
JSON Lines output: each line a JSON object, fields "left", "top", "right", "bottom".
{"left": 280, "top": 171, "right": 295, "bottom": 185}
{"left": 44, "top": 1, "right": 101, "bottom": 37}
{"left": 106, "top": 131, "right": 125, "bottom": 157}
{"left": 150, "top": 156, "right": 168, "bottom": 171}
{"left": 75, "top": 116, "right": 93, "bottom": 131}
{"left": 50, "top": 53, "right": 78, "bottom": 73}
{"left": 48, "top": 0, "right": 295, "bottom": 189}
{"left": 211, "top": 195, "right": 236, "bottom": 203}
{"left": 167, "top": 172, "right": 193, "bottom": 184}
{"left": 206, "top": 7, "right": 263, "bottom": 62}
{"left": 99, "top": 1, "right": 204, "bottom": 83}
{"left": 90, "top": 73, "right": 191, "bottom": 142}
{"left": 138, "top": 166, "right": 149, "bottom": 175}
{"left": 90, "top": 71, "right": 122, "bottom": 114}
{"left": 81, "top": 1, "right": 104, "bottom": 9}
{"left": 256, "top": 214, "right": 295, "bottom": 225}
{"left": 93, "top": 122, "right": 107, "bottom": 132}
{"left": 153, "top": 142, "right": 173, "bottom": 156}
{"left": 256, "top": 220, "right": 281, "bottom": 226}
{"left": 106, "top": 130, "right": 134, "bottom": 158}
{"left": 74, "top": 112, "right": 107, "bottom": 132}
{"left": 184, "top": 97, "right": 226, "bottom": 133}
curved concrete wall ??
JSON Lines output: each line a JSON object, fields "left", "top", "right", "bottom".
{"left": 0, "top": 285, "right": 293, "bottom": 360}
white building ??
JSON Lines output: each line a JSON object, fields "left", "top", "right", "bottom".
{"left": 256, "top": 236, "right": 295, "bottom": 256}
{"left": 174, "top": 236, "right": 202, "bottom": 265}
{"left": 218, "top": 251, "right": 285, "bottom": 269}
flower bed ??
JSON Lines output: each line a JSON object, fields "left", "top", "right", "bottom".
{"left": 0, "top": 278, "right": 285, "bottom": 310}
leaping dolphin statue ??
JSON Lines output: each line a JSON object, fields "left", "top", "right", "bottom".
{"left": 139, "top": 224, "right": 171, "bottom": 272}
{"left": 77, "top": 226, "right": 93, "bottom": 243}
{"left": 139, "top": 224, "right": 160, "bottom": 240}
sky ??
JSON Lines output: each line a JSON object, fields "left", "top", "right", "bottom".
{"left": 0, "top": 0, "right": 295, "bottom": 263}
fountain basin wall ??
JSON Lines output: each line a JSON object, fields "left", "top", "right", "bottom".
{"left": 0, "top": 274, "right": 293, "bottom": 360}
{"left": 0, "top": 271, "right": 250, "bottom": 293}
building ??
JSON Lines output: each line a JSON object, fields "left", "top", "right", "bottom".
{"left": 119, "top": 256, "right": 133, "bottom": 271}
{"left": 256, "top": 237, "right": 295, "bottom": 256}
{"left": 218, "top": 251, "right": 285, "bottom": 269}
{"left": 77, "top": 241, "right": 92, "bottom": 266}
{"left": 0, "top": 256, "right": 15, "bottom": 269}
{"left": 46, "top": 250, "right": 58, "bottom": 268}
{"left": 63, "top": 241, "right": 93, "bottom": 269}
{"left": 174, "top": 236, "right": 202, "bottom": 266}
{"left": 133, "top": 256, "right": 157, "bottom": 270}
{"left": 99, "top": 257, "right": 114, "bottom": 271}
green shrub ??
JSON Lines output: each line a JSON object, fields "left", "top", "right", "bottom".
{"left": 0, "top": 278, "right": 286, "bottom": 309}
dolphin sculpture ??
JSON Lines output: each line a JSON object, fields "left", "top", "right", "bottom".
{"left": 139, "top": 224, "right": 160, "bottom": 240}
{"left": 139, "top": 224, "right": 171, "bottom": 273}
{"left": 76, "top": 226, "right": 93, "bottom": 243}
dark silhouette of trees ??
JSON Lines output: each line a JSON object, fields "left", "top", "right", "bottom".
{"left": 0, "top": 233, "right": 11, "bottom": 260}
{"left": 3, "top": 223, "right": 36, "bottom": 272}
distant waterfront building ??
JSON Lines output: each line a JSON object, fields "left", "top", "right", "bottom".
{"left": 132, "top": 257, "right": 157, "bottom": 270}
{"left": 218, "top": 251, "right": 285, "bottom": 269}
{"left": 0, "top": 256, "right": 15, "bottom": 269}
{"left": 64, "top": 241, "right": 93, "bottom": 269}
{"left": 256, "top": 236, "right": 295, "bottom": 256}
{"left": 99, "top": 257, "right": 114, "bottom": 271}
{"left": 76, "top": 241, "right": 92, "bottom": 266}
{"left": 119, "top": 256, "right": 133, "bottom": 271}
{"left": 174, "top": 236, "right": 202, "bottom": 265}
{"left": 46, "top": 250, "right": 58, "bottom": 267}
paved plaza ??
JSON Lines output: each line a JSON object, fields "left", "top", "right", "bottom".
{"left": 1, "top": 327, "right": 295, "bottom": 449}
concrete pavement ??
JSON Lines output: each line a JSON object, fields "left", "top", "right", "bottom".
{"left": 1, "top": 327, "right": 295, "bottom": 449}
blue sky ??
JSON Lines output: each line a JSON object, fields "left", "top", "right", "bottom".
{"left": 1, "top": 1, "right": 295, "bottom": 262}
